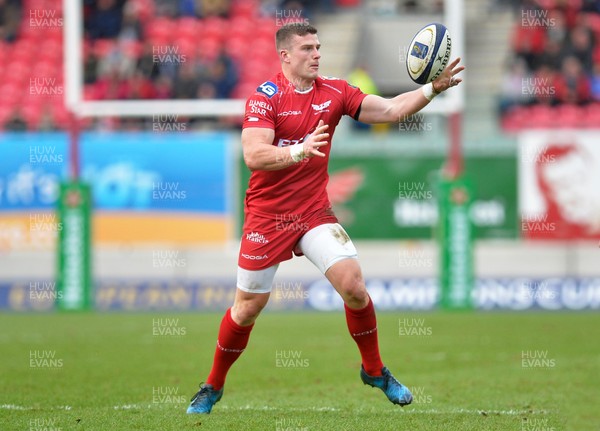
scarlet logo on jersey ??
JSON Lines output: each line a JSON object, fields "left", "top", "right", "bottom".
{"left": 311, "top": 100, "right": 331, "bottom": 113}
{"left": 246, "top": 232, "right": 269, "bottom": 244}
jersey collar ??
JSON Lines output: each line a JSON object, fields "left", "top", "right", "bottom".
{"left": 294, "top": 85, "right": 314, "bottom": 94}
{"left": 280, "top": 72, "right": 315, "bottom": 94}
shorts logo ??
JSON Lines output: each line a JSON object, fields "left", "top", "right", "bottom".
{"left": 246, "top": 232, "right": 269, "bottom": 244}
{"left": 241, "top": 253, "right": 268, "bottom": 260}
{"left": 257, "top": 81, "right": 278, "bottom": 98}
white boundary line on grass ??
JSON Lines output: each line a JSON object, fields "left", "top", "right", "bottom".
{"left": 1, "top": 404, "right": 554, "bottom": 416}
{"left": 220, "top": 406, "right": 555, "bottom": 416}
{"left": 0, "top": 404, "right": 72, "bottom": 411}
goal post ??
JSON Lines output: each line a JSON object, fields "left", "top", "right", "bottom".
{"left": 429, "top": 0, "right": 473, "bottom": 310}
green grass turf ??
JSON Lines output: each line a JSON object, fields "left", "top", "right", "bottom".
{"left": 0, "top": 311, "right": 598, "bottom": 431}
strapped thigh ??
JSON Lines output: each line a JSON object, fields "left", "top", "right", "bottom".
{"left": 297, "top": 223, "right": 357, "bottom": 274}
{"left": 236, "top": 264, "right": 279, "bottom": 294}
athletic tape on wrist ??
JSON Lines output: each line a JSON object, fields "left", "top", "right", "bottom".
{"left": 421, "top": 82, "right": 439, "bottom": 101}
{"left": 289, "top": 144, "right": 305, "bottom": 163}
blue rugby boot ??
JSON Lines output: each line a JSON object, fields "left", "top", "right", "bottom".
{"left": 186, "top": 383, "right": 223, "bottom": 414}
{"left": 360, "top": 365, "right": 413, "bottom": 406}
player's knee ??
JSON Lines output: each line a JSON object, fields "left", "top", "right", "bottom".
{"left": 339, "top": 271, "right": 368, "bottom": 308}
{"left": 231, "top": 299, "right": 266, "bottom": 326}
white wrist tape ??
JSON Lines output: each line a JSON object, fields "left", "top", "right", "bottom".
{"left": 421, "top": 82, "right": 439, "bottom": 101}
{"left": 289, "top": 144, "right": 305, "bottom": 163}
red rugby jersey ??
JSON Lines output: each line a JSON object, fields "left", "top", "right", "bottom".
{"left": 242, "top": 72, "right": 367, "bottom": 220}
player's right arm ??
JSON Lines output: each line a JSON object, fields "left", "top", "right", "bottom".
{"left": 242, "top": 121, "right": 330, "bottom": 171}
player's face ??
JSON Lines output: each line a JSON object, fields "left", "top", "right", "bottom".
{"left": 284, "top": 34, "right": 321, "bottom": 85}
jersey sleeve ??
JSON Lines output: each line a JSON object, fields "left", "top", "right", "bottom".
{"left": 343, "top": 81, "right": 368, "bottom": 120}
{"left": 242, "top": 82, "right": 278, "bottom": 129}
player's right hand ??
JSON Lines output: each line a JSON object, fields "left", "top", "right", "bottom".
{"left": 303, "top": 120, "right": 329, "bottom": 158}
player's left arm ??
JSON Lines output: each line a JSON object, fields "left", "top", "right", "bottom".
{"left": 357, "top": 57, "right": 465, "bottom": 124}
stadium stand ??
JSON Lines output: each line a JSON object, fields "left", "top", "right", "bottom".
{"left": 500, "top": 0, "right": 600, "bottom": 130}
{"left": 2, "top": 0, "right": 357, "bottom": 131}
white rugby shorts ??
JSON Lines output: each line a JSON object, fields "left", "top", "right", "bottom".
{"left": 237, "top": 223, "right": 358, "bottom": 293}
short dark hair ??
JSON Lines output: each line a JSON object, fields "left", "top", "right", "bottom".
{"left": 275, "top": 23, "right": 318, "bottom": 50}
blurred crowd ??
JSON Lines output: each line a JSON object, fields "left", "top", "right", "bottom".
{"left": 499, "top": 0, "right": 600, "bottom": 114}
{"left": 80, "top": 0, "right": 335, "bottom": 103}
{"left": 0, "top": 0, "right": 20, "bottom": 43}
{"left": 83, "top": 0, "right": 239, "bottom": 103}
{"left": 78, "top": 0, "right": 330, "bottom": 129}
{"left": 1, "top": 0, "right": 352, "bottom": 131}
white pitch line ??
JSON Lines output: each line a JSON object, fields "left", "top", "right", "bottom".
{"left": 0, "top": 404, "right": 29, "bottom": 410}
{"left": 223, "top": 406, "right": 555, "bottom": 415}
{"left": 399, "top": 408, "right": 554, "bottom": 415}
{"left": 220, "top": 405, "right": 340, "bottom": 412}
{"left": 0, "top": 404, "right": 72, "bottom": 411}
{"left": 113, "top": 404, "right": 153, "bottom": 410}
{"left": 1, "top": 403, "right": 554, "bottom": 416}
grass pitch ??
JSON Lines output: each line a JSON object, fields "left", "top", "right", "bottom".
{"left": 1, "top": 311, "right": 598, "bottom": 431}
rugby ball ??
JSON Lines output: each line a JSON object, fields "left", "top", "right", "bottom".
{"left": 406, "top": 23, "right": 451, "bottom": 85}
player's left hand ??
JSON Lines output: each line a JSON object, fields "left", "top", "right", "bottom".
{"left": 432, "top": 57, "right": 465, "bottom": 93}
